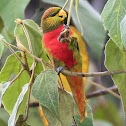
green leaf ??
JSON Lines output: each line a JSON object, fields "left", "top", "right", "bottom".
{"left": 42, "top": 106, "right": 61, "bottom": 126}
{"left": 2, "top": 71, "right": 29, "bottom": 116}
{"left": 105, "top": 39, "right": 126, "bottom": 119}
{"left": 0, "top": 118, "right": 7, "bottom": 126}
{"left": 34, "top": 51, "right": 49, "bottom": 75}
{"left": 59, "top": 89, "right": 74, "bottom": 126}
{"left": 0, "top": 108, "right": 9, "bottom": 124}
{"left": 94, "top": 102, "right": 123, "bottom": 126}
{"left": 0, "top": 52, "right": 21, "bottom": 83}
{"left": 0, "top": 52, "right": 32, "bottom": 83}
{"left": 120, "top": 15, "right": 126, "bottom": 49}
{"left": 74, "top": 104, "right": 93, "bottom": 126}
{"left": 0, "top": 52, "right": 32, "bottom": 118}
{"left": 41, "top": 89, "right": 74, "bottom": 126}
{"left": 75, "top": 0, "right": 83, "bottom": 35}
{"left": 42, "top": 0, "right": 106, "bottom": 60}
{"left": 27, "top": 108, "right": 44, "bottom": 126}
{"left": 0, "top": 17, "right": 4, "bottom": 32}
{"left": 32, "top": 69, "right": 59, "bottom": 117}
{"left": 16, "top": 115, "right": 30, "bottom": 126}
{"left": 14, "top": 19, "right": 42, "bottom": 56}
{"left": 94, "top": 120, "right": 113, "bottom": 126}
{"left": 0, "top": 0, "right": 30, "bottom": 35}
{"left": 0, "top": 35, "right": 4, "bottom": 59}
{"left": 1, "top": 28, "right": 14, "bottom": 44}
{"left": 101, "top": 0, "right": 126, "bottom": 50}
{"left": 0, "top": 82, "right": 10, "bottom": 107}
{"left": 8, "top": 84, "right": 28, "bottom": 126}
{"left": 0, "top": 17, "right": 13, "bottom": 44}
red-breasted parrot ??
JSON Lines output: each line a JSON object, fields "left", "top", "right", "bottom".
{"left": 41, "top": 7, "right": 87, "bottom": 121}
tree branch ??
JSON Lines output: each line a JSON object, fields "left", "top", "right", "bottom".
{"left": 0, "top": 86, "right": 118, "bottom": 108}
{"left": 86, "top": 86, "right": 118, "bottom": 98}
{"left": 85, "top": 79, "right": 120, "bottom": 99}
{"left": 24, "top": 50, "right": 126, "bottom": 78}
{"left": 21, "top": 86, "right": 118, "bottom": 108}
{"left": 61, "top": 69, "right": 126, "bottom": 77}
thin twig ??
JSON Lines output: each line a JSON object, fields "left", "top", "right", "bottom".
{"left": 4, "top": 40, "right": 24, "bottom": 51}
{"left": 73, "top": 116, "right": 77, "bottom": 126}
{"left": 9, "top": 68, "right": 25, "bottom": 86}
{"left": 41, "top": 60, "right": 46, "bottom": 71}
{"left": 23, "top": 60, "right": 35, "bottom": 122}
{"left": 16, "top": 42, "right": 126, "bottom": 78}
{"left": 4, "top": 41, "right": 25, "bottom": 67}
{"left": 85, "top": 79, "right": 121, "bottom": 99}
{"left": 61, "top": 69, "right": 126, "bottom": 77}
{"left": 27, "top": 86, "right": 118, "bottom": 107}
{"left": 86, "top": 86, "right": 118, "bottom": 98}
{"left": 22, "top": 23, "right": 33, "bottom": 53}
{"left": 0, "top": 85, "right": 117, "bottom": 108}
{"left": 67, "top": 0, "right": 74, "bottom": 26}
{"left": 25, "top": 49, "right": 52, "bottom": 68}
{"left": 58, "top": 74, "right": 64, "bottom": 90}
{"left": 15, "top": 19, "right": 33, "bottom": 53}
{"left": 21, "top": 52, "right": 31, "bottom": 77}
{"left": 62, "top": 0, "right": 70, "bottom": 10}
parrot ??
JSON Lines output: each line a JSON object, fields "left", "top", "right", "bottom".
{"left": 41, "top": 7, "right": 87, "bottom": 121}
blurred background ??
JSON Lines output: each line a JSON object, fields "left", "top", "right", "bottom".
{"left": 0, "top": 0, "right": 124, "bottom": 126}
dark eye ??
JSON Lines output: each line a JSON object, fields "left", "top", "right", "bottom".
{"left": 50, "top": 11, "right": 59, "bottom": 17}
{"left": 59, "top": 15, "right": 63, "bottom": 18}
{"left": 50, "top": 13, "right": 56, "bottom": 17}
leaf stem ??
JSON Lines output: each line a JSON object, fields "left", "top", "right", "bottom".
{"left": 67, "top": 0, "right": 74, "bottom": 26}
{"left": 58, "top": 74, "right": 64, "bottom": 90}
{"left": 41, "top": 60, "right": 46, "bottom": 71}
{"left": 9, "top": 68, "right": 25, "bottom": 86}
{"left": 23, "top": 60, "right": 35, "bottom": 122}
{"left": 21, "top": 52, "right": 31, "bottom": 77}
{"left": 4, "top": 40, "right": 24, "bottom": 51}
{"left": 26, "top": 49, "right": 52, "bottom": 68}
{"left": 73, "top": 115, "right": 77, "bottom": 126}
{"left": 4, "top": 40, "right": 25, "bottom": 67}
{"left": 15, "top": 19, "right": 33, "bottom": 53}
{"left": 62, "top": 0, "right": 70, "bottom": 10}
{"left": 22, "top": 22, "right": 33, "bottom": 53}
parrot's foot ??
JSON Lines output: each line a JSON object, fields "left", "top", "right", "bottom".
{"left": 58, "top": 24, "right": 71, "bottom": 43}
{"left": 63, "top": 24, "right": 70, "bottom": 29}
{"left": 57, "top": 67, "right": 64, "bottom": 75}
{"left": 58, "top": 37, "right": 70, "bottom": 43}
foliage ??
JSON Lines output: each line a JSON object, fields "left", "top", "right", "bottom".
{"left": 0, "top": 0, "right": 126, "bottom": 126}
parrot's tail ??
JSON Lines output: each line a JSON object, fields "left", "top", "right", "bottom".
{"left": 66, "top": 75, "right": 87, "bottom": 122}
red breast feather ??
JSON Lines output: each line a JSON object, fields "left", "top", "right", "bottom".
{"left": 43, "top": 25, "right": 76, "bottom": 68}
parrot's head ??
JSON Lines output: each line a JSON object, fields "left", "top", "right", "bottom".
{"left": 41, "top": 7, "right": 67, "bottom": 33}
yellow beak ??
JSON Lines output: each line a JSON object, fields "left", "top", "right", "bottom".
{"left": 58, "top": 9, "right": 67, "bottom": 21}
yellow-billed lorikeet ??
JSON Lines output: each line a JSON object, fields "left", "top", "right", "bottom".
{"left": 41, "top": 7, "right": 87, "bottom": 121}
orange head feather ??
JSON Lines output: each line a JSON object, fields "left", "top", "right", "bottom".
{"left": 41, "top": 7, "right": 67, "bottom": 33}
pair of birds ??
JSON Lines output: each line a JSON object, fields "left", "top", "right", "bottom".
{"left": 41, "top": 7, "right": 87, "bottom": 121}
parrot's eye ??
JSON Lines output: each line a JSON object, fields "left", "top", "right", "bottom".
{"left": 50, "top": 13, "right": 56, "bottom": 17}
{"left": 50, "top": 11, "right": 59, "bottom": 17}
{"left": 59, "top": 15, "right": 63, "bottom": 18}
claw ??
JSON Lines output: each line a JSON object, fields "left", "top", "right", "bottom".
{"left": 57, "top": 67, "right": 64, "bottom": 75}
{"left": 63, "top": 24, "right": 70, "bottom": 29}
